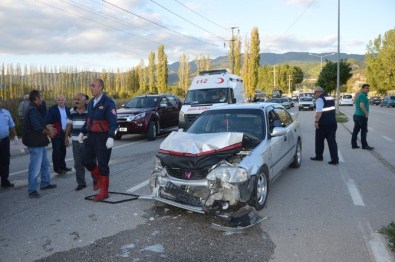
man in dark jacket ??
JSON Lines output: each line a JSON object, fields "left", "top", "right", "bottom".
{"left": 310, "top": 86, "right": 339, "bottom": 165}
{"left": 80, "top": 79, "right": 118, "bottom": 201}
{"left": 46, "top": 94, "right": 71, "bottom": 174}
{"left": 23, "top": 90, "right": 57, "bottom": 198}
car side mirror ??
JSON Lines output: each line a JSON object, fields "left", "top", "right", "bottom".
{"left": 270, "top": 127, "right": 287, "bottom": 137}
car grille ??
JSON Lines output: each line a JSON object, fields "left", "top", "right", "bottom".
{"left": 166, "top": 167, "right": 208, "bottom": 180}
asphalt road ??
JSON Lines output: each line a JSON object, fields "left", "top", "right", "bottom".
{"left": 1, "top": 104, "right": 395, "bottom": 262}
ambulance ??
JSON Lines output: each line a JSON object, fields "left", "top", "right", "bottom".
{"left": 178, "top": 69, "right": 246, "bottom": 129}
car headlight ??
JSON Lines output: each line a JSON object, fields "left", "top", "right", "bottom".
{"left": 126, "top": 112, "right": 146, "bottom": 122}
{"left": 179, "top": 110, "right": 185, "bottom": 122}
{"left": 207, "top": 166, "right": 248, "bottom": 183}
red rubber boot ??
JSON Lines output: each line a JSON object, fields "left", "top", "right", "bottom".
{"left": 93, "top": 176, "right": 109, "bottom": 202}
{"left": 91, "top": 166, "right": 101, "bottom": 191}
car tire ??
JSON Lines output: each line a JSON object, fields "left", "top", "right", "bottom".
{"left": 147, "top": 121, "right": 157, "bottom": 141}
{"left": 249, "top": 170, "right": 269, "bottom": 210}
{"left": 114, "top": 132, "right": 122, "bottom": 140}
{"left": 290, "top": 139, "right": 302, "bottom": 168}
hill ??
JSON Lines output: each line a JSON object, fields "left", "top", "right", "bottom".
{"left": 167, "top": 52, "right": 364, "bottom": 84}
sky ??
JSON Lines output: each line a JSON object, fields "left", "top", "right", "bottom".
{"left": 0, "top": 0, "right": 394, "bottom": 72}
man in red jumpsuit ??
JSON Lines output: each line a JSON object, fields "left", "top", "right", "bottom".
{"left": 79, "top": 79, "right": 118, "bottom": 201}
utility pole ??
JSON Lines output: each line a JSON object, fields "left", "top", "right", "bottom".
{"left": 230, "top": 27, "right": 238, "bottom": 74}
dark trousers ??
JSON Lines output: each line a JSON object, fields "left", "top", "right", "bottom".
{"left": 315, "top": 124, "right": 339, "bottom": 162}
{"left": 0, "top": 137, "right": 11, "bottom": 184}
{"left": 51, "top": 132, "right": 67, "bottom": 171}
{"left": 82, "top": 133, "right": 112, "bottom": 176}
{"left": 72, "top": 141, "right": 86, "bottom": 186}
{"left": 351, "top": 115, "right": 368, "bottom": 147}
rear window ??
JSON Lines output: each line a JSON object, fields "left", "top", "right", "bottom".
{"left": 342, "top": 95, "right": 352, "bottom": 99}
{"left": 390, "top": 96, "right": 395, "bottom": 100}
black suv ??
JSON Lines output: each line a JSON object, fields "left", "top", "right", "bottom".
{"left": 115, "top": 94, "right": 182, "bottom": 140}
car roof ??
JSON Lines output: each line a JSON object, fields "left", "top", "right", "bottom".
{"left": 206, "top": 102, "right": 281, "bottom": 111}
{"left": 135, "top": 93, "right": 177, "bottom": 98}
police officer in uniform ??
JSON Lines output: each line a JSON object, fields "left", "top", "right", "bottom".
{"left": 80, "top": 79, "right": 118, "bottom": 201}
{"left": 310, "top": 86, "right": 339, "bottom": 165}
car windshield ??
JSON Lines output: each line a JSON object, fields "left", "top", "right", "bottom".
{"left": 186, "top": 109, "right": 265, "bottom": 139}
{"left": 268, "top": 98, "right": 281, "bottom": 103}
{"left": 184, "top": 88, "right": 228, "bottom": 105}
{"left": 343, "top": 95, "right": 352, "bottom": 99}
{"left": 300, "top": 97, "right": 313, "bottom": 101}
{"left": 280, "top": 98, "right": 289, "bottom": 103}
{"left": 390, "top": 96, "right": 395, "bottom": 100}
{"left": 124, "top": 97, "right": 158, "bottom": 108}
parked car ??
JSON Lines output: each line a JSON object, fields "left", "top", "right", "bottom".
{"left": 338, "top": 94, "right": 353, "bottom": 106}
{"left": 267, "top": 98, "right": 291, "bottom": 109}
{"left": 286, "top": 97, "right": 295, "bottom": 107}
{"left": 298, "top": 96, "right": 315, "bottom": 111}
{"left": 141, "top": 103, "right": 302, "bottom": 227}
{"left": 369, "top": 96, "right": 382, "bottom": 105}
{"left": 380, "top": 96, "right": 395, "bottom": 108}
{"left": 115, "top": 94, "right": 182, "bottom": 140}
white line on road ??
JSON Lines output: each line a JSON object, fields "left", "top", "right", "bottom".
{"left": 10, "top": 140, "right": 144, "bottom": 177}
{"left": 126, "top": 180, "right": 149, "bottom": 193}
{"left": 346, "top": 179, "right": 365, "bottom": 206}
{"left": 382, "top": 136, "right": 393, "bottom": 142}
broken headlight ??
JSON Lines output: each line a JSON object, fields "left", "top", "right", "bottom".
{"left": 207, "top": 166, "right": 248, "bottom": 183}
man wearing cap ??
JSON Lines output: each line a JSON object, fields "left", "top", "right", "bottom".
{"left": 310, "top": 86, "right": 339, "bottom": 165}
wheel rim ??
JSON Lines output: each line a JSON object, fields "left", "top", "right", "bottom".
{"left": 153, "top": 123, "right": 157, "bottom": 137}
{"left": 296, "top": 142, "right": 302, "bottom": 165}
{"left": 256, "top": 173, "right": 268, "bottom": 205}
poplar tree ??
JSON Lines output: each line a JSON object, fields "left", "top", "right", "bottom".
{"left": 178, "top": 53, "right": 190, "bottom": 94}
{"left": 156, "top": 44, "right": 168, "bottom": 94}
{"left": 148, "top": 51, "right": 156, "bottom": 93}
{"left": 234, "top": 35, "right": 242, "bottom": 75}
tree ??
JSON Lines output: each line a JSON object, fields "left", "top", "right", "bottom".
{"left": 234, "top": 35, "right": 242, "bottom": 75}
{"left": 178, "top": 53, "right": 190, "bottom": 95}
{"left": 316, "top": 60, "right": 352, "bottom": 94}
{"left": 156, "top": 44, "right": 168, "bottom": 93}
{"left": 242, "top": 27, "right": 260, "bottom": 100}
{"left": 365, "top": 29, "right": 395, "bottom": 94}
{"left": 147, "top": 51, "right": 156, "bottom": 94}
{"left": 195, "top": 54, "right": 210, "bottom": 75}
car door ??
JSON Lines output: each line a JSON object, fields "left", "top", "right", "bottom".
{"left": 266, "top": 107, "right": 289, "bottom": 180}
{"left": 166, "top": 96, "right": 180, "bottom": 126}
{"left": 275, "top": 107, "right": 297, "bottom": 163}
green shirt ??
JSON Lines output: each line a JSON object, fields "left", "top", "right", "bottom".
{"left": 354, "top": 92, "right": 369, "bottom": 116}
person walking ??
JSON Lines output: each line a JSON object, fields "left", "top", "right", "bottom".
{"left": 0, "top": 97, "right": 19, "bottom": 188}
{"left": 310, "top": 86, "right": 339, "bottom": 165}
{"left": 17, "top": 94, "right": 29, "bottom": 126}
{"left": 46, "top": 94, "right": 71, "bottom": 174}
{"left": 351, "top": 84, "right": 374, "bottom": 150}
{"left": 65, "top": 93, "right": 89, "bottom": 191}
{"left": 80, "top": 79, "right": 117, "bottom": 201}
{"left": 22, "top": 90, "right": 57, "bottom": 198}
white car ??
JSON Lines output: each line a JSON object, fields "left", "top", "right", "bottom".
{"left": 141, "top": 103, "right": 302, "bottom": 228}
{"left": 339, "top": 94, "right": 353, "bottom": 106}
{"left": 298, "top": 96, "right": 315, "bottom": 111}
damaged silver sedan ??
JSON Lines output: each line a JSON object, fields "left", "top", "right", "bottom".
{"left": 140, "top": 103, "right": 302, "bottom": 228}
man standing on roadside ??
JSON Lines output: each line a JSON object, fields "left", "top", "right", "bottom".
{"left": 17, "top": 94, "right": 29, "bottom": 126}
{"left": 22, "top": 90, "right": 57, "bottom": 198}
{"left": 46, "top": 94, "right": 71, "bottom": 174}
{"left": 65, "top": 93, "right": 89, "bottom": 191}
{"left": 310, "top": 86, "right": 339, "bottom": 165}
{"left": 351, "top": 84, "right": 374, "bottom": 150}
{"left": 80, "top": 79, "right": 117, "bottom": 201}
{"left": 0, "top": 97, "right": 19, "bottom": 188}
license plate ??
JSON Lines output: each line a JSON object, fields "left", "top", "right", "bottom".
{"left": 119, "top": 127, "right": 127, "bottom": 132}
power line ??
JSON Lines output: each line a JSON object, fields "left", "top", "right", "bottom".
{"left": 101, "top": 0, "right": 219, "bottom": 47}
{"left": 174, "top": 0, "right": 230, "bottom": 32}
{"left": 150, "top": 0, "right": 226, "bottom": 42}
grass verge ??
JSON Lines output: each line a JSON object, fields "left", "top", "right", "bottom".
{"left": 336, "top": 111, "right": 348, "bottom": 123}
{"left": 379, "top": 221, "right": 395, "bottom": 251}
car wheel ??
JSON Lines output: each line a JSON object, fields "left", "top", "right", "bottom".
{"left": 249, "top": 170, "right": 269, "bottom": 210}
{"left": 147, "top": 121, "right": 157, "bottom": 141}
{"left": 290, "top": 139, "right": 302, "bottom": 168}
{"left": 114, "top": 131, "right": 122, "bottom": 140}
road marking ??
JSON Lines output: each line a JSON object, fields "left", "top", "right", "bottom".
{"left": 359, "top": 221, "right": 393, "bottom": 262}
{"left": 382, "top": 136, "right": 393, "bottom": 142}
{"left": 10, "top": 140, "right": 144, "bottom": 177}
{"left": 126, "top": 180, "right": 149, "bottom": 193}
{"left": 345, "top": 179, "right": 365, "bottom": 206}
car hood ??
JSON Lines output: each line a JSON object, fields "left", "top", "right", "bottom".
{"left": 159, "top": 131, "right": 244, "bottom": 155}
{"left": 116, "top": 107, "right": 154, "bottom": 115}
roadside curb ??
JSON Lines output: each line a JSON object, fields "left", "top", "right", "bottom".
{"left": 10, "top": 143, "right": 52, "bottom": 157}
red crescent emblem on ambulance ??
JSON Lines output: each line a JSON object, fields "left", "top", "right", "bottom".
{"left": 216, "top": 77, "right": 224, "bottom": 84}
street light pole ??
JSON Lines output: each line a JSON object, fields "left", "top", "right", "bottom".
{"left": 336, "top": 0, "right": 341, "bottom": 113}
{"left": 308, "top": 52, "right": 336, "bottom": 69}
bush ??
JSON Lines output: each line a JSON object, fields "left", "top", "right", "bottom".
{"left": 379, "top": 221, "right": 395, "bottom": 251}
